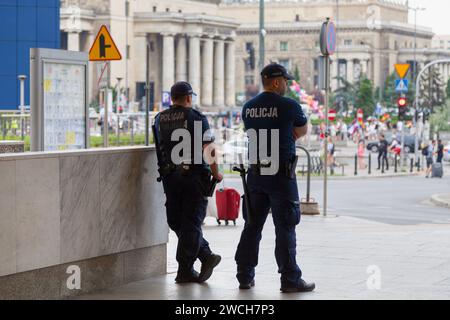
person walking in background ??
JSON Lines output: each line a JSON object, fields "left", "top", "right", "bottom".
{"left": 340, "top": 120, "right": 348, "bottom": 142}
{"left": 377, "top": 134, "right": 389, "bottom": 171}
{"left": 437, "top": 139, "right": 444, "bottom": 164}
{"left": 425, "top": 140, "right": 436, "bottom": 178}
{"left": 358, "top": 136, "right": 367, "bottom": 169}
{"left": 327, "top": 136, "right": 336, "bottom": 172}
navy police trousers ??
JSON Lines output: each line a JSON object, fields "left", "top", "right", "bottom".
{"left": 163, "top": 172, "right": 212, "bottom": 275}
{"left": 235, "top": 170, "right": 302, "bottom": 288}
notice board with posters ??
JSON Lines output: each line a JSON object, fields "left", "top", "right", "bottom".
{"left": 30, "top": 48, "right": 89, "bottom": 152}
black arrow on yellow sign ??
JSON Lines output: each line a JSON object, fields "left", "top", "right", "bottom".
{"left": 99, "top": 35, "right": 111, "bottom": 58}
{"left": 89, "top": 25, "right": 122, "bottom": 61}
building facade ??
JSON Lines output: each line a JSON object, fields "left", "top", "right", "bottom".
{"left": 60, "top": 0, "right": 238, "bottom": 110}
{"left": 219, "top": 0, "right": 450, "bottom": 95}
{"left": 0, "top": 0, "right": 60, "bottom": 111}
{"left": 60, "top": 0, "right": 450, "bottom": 110}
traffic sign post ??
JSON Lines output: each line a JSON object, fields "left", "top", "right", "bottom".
{"left": 395, "top": 79, "right": 409, "bottom": 93}
{"left": 395, "top": 64, "right": 410, "bottom": 79}
{"left": 89, "top": 25, "right": 122, "bottom": 62}
{"left": 394, "top": 63, "right": 410, "bottom": 170}
{"left": 328, "top": 109, "right": 336, "bottom": 122}
{"left": 319, "top": 17, "right": 336, "bottom": 217}
{"left": 89, "top": 25, "right": 122, "bottom": 148}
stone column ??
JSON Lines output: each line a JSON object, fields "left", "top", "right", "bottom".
{"left": 87, "top": 32, "right": 96, "bottom": 102}
{"left": 68, "top": 31, "right": 80, "bottom": 51}
{"left": 373, "top": 53, "right": 382, "bottom": 88}
{"left": 213, "top": 39, "right": 225, "bottom": 106}
{"left": 188, "top": 34, "right": 201, "bottom": 101}
{"left": 202, "top": 37, "right": 214, "bottom": 106}
{"left": 331, "top": 58, "right": 338, "bottom": 90}
{"left": 347, "top": 59, "right": 354, "bottom": 83}
{"left": 443, "top": 63, "right": 449, "bottom": 82}
{"left": 225, "top": 40, "right": 236, "bottom": 106}
{"left": 361, "top": 59, "right": 368, "bottom": 76}
{"left": 176, "top": 35, "right": 187, "bottom": 81}
{"left": 162, "top": 33, "right": 175, "bottom": 93}
{"left": 444, "top": 63, "right": 450, "bottom": 85}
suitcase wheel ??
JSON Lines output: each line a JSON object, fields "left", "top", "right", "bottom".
{"left": 233, "top": 220, "right": 236, "bottom": 226}
{"left": 225, "top": 220, "right": 229, "bottom": 226}
{"left": 217, "top": 219, "right": 221, "bottom": 226}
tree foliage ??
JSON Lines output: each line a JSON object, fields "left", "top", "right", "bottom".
{"left": 355, "top": 76, "right": 375, "bottom": 116}
{"left": 420, "top": 66, "right": 444, "bottom": 114}
{"left": 430, "top": 100, "right": 450, "bottom": 137}
{"left": 333, "top": 76, "right": 356, "bottom": 114}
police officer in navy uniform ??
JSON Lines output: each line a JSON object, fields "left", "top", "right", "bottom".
{"left": 154, "top": 81, "right": 223, "bottom": 284}
{"left": 235, "top": 63, "right": 315, "bottom": 293}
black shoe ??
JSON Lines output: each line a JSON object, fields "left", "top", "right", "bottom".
{"left": 239, "top": 280, "right": 255, "bottom": 290}
{"left": 280, "top": 279, "right": 315, "bottom": 293}
{"left": 198, "top": 254, "right": 222, "bottom": 283}
{"left": 175, "top": 270, "right": 200, "bottom": 284}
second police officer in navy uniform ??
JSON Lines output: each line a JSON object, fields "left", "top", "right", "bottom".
{"left": 154, "top": 81, "right": 223, "bottom": 284}
{"left": 235, "top": 63, "right": 315, "bottom": 293}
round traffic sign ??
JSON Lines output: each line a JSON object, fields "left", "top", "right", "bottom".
{"left": 326, "top": 21, "right": 336, "bottom": 56}
{"left": 320, "top": 19, "right": 336, "bottom": 56}
{"left": 328, "top": 109, "right": 336, "bottom": 122}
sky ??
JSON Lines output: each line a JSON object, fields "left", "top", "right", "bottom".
{"left": 409, "top": 0, "right": 450, "bottom": 35}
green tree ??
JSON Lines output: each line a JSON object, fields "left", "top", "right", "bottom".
{"left": 430, "top": 100, "right": 450, "bottom": 137}
{"left": 446, "top": 78, "right": 450, "bottom": 100}
{"left": 333, "top": 76, "right": 356, "bottom": 115}
{"left": 420, "top": 66, "right": 444, "bottom": 114}
{"left": 294, "top": 64, "right": 300, "bottom": 82}
{"left": 355, "top": 77, "right": 375, "bottom": 116}
{"left": 382, "top": 72, "right": 397, "bottom": 111}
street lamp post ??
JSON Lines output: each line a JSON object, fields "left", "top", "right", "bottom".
{"left": 259, "top": 0, "right": 265, "bottom": 91}
{"left": 414, "top": 59, "right": 450, "bottom": 165}
{"left": 116, "top": 77, "right": 123, "bottom": 146}
{"left": 408, "top": 5, "right": 426, "bottom": 167}
{"left": 18, "top": 75, "right": 27, "bottom": 141}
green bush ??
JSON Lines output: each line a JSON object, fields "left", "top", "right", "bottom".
{"left": 2, "top": 134, "right": 153, "bottom": 152}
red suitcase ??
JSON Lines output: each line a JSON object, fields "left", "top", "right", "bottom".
{"left": 215, "top": 188, "right": 241, "bottom": 225}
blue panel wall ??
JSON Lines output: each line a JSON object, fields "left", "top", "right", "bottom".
{"left": 0, "top": 0, "right": 60, "bottom": 110}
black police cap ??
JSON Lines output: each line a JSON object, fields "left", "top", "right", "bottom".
{"left": 261, "top": 63, "right": 295, "bottom": 80}
{"left": 170, "top": 81, "right": 197, "bottom": 97}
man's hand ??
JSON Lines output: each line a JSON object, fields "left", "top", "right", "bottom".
{"left": 213, "top": 172, "right": 223, "bottom": 182}
{"left": 293, "top": 125, "right": 308, "bottom": 141}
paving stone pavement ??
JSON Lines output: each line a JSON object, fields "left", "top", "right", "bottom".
{"left": 77, "top": 214, "right": 450, "bottom": 300}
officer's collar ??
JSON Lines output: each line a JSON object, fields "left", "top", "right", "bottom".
{"left": 171, "top": 104, "right": 191, "bottom": 109}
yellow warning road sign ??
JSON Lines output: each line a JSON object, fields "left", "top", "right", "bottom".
{"left": 395, "top": 64, "right": 410, "bottom": 79}
{"left": 89, "top": 25, "right": 122, "bottom": 61}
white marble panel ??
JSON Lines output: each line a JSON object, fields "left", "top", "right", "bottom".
{"left": 99, "top": 153, "right": 139, "bottom": 255}
{"left": 0, "top": 161, "right": 16, "bottom": 276}
{"left": 15, "top": 158, "right": 61, "bottom": 273}
{"left": 135, "top": 152, "right": 169, "bottom": 248}
{"left": 60, "top": 155, "right": 101, "bottom": 263}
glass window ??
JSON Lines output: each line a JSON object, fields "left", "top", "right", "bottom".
{"left": 344, "top": 39, "right": 352, "bottom": 46}
{"left": 279, "top": 59, "right": 290, "bottom": 69}
{"left": 280, "top": 41, "right": 288, "bottom": 51}
{"left": 245, "top": 76, "right": 254, "bottom": 85}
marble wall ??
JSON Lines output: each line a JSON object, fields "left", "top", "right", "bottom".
{"left": 0, "top": 147, "right": 168, "bottom": 278}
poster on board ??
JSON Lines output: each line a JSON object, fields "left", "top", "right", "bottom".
{"left": 43, "top": 62, "right": 86, "bottom": 151}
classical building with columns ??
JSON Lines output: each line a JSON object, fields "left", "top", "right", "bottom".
{"left": 219, "top": 0, "right": 450, "bottom": 94}
{"left": 60, "top": 0, "right": 238, "bottom": 110}
{"left": 60, "top": 0, "right": 450, "bottom": 109}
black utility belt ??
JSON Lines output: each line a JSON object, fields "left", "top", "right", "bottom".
{"left": 250, "top": 158, "right": 298, "bottom": 178}
{"left": 159, "top": 164, "right": 207, "bottom": 176}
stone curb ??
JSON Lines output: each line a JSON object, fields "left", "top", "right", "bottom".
{"left": 430, "top": 194, "right": 450, "bottom": 209}
{"left": 223, "top": 172, "right": 421, "bottom": 180}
